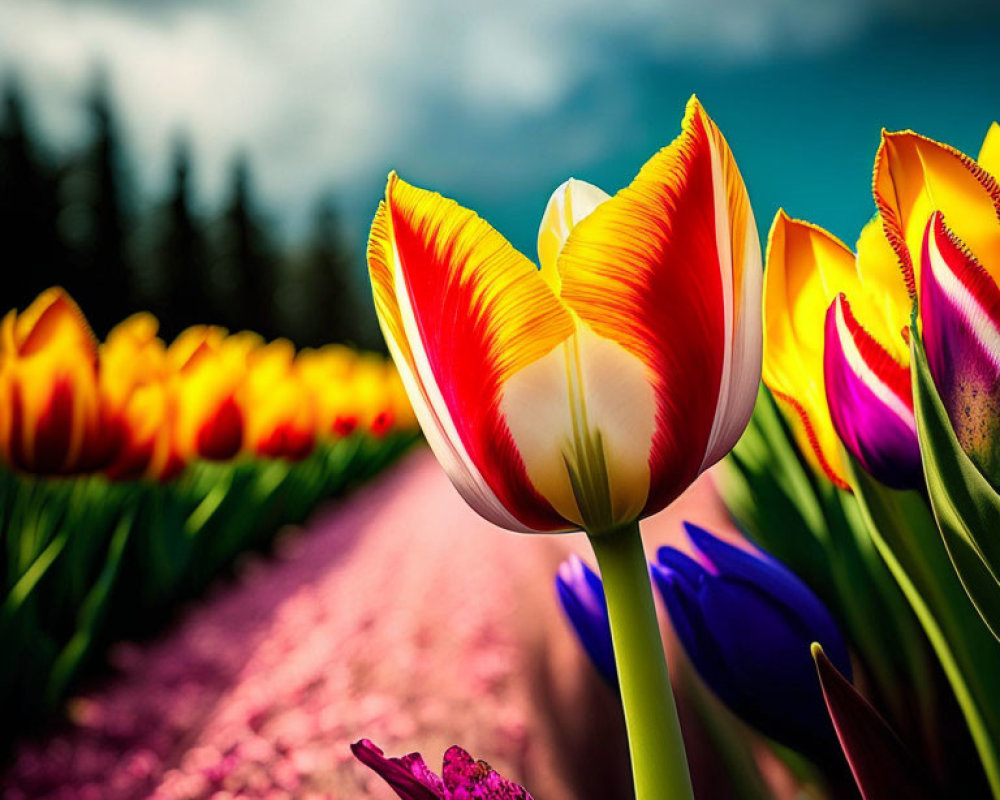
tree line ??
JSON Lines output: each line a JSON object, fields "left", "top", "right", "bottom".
{"left": 0, "top": 73, "right": 373, "bottom": 348}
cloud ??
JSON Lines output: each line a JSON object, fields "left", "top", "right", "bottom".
{"left": 0, "top": 0, "right": 974, "bottom": 236}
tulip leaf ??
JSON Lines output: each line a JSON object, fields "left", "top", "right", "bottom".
{"left": 848, "top": 457, "right": 1000, "bottom": 799}
{"left": 911, "top": 333, "right": 1000, "bottom": 642}
{"left": 812, "top": 643, "right": 939, "bottom": 800}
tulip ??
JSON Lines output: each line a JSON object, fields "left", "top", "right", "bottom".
{"left": 242, "top": 340, "right": 317, "bottom": 460}
{"left": 651, "top": 523, "right": 852, "bottom": 759}
{"left": 298, "top": 345, "right": 362, "bottom": 438}
{"left": 918, "top": 211, "right": 1000, "bottom": 487}
{"left": 763, "top": 211, "right": 918, "bottom": 489}
{"left": 100, "top": 313, "right": 184, "bottom": 481}
{"left": 875, "top": 128, "right": 1000, "bottom": 488}
{"left": 0, "top": 288, "right": 116, "bottom": 474}
{"left": 351, "top": 739, "right": 533, "bottom": 799}
{"left": 555, "top": 554, "right": 616, "bottom": 684}
{"left": 168, "top": 326, "right": 245, "bottom": 462}
{"left": 367, "top": 96, "right": 760, "bottom": 800}
{"left": 367, "top": 96, "right": 760, "bottom": 536}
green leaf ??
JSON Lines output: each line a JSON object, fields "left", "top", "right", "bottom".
{"left": 848, "top": 458, "right": 1000, "bottom": 798}
{"left": 911, "top": 332, "right": 1000, "bottom": 641}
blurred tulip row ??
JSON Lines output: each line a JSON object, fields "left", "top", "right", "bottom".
{"left": 0, "top": 287, "right": 417, "bottom": 480}
{"left": 0, "top": 287, "right": 418, "bottom": 753}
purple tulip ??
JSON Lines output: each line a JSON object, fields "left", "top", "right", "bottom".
{"left": 651, "top": 523, "right": 852, "bottom": 758}
{"left": 920, "top": 211, "right": 1000, "bottom": 488}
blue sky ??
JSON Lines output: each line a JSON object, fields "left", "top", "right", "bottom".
{"left": 1, "top": 0, "right": 998, "bottom": 262}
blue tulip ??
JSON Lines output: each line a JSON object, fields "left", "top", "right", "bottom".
{"left": 555, "top": 554, "right": 616, "bottom": 684}
{"left": 651, "top": 523, "right": 852, "bottom": 758}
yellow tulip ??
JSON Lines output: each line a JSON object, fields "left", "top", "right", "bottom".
{"left": 243, "top": 340, "right": 317, "bottom": 460}
{"left": 762, "top": 213, "right": 913, "bottom": 488}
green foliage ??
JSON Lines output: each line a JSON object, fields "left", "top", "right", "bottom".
{"left": 721, "top": 387, "right": 992, "bottom": 797}
{"left": 848, "top": 459, "right": 1000, "bottom": 798}
{"left": 911, "top": 332, "right": 1000, "bottom": 643}
{"left": 0, "top": 433, "right": 415, "bottom": 754}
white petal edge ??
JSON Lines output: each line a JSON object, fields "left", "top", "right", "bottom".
{"left": 386, "top": 234, "right": 536, "bottom": 532}
{"left": 699, "top": 137, "right": 763, "bottom": 471}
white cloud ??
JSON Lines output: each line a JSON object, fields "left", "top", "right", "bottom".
{"left": 0, "top": 0, "right": 896, "bottom": 235}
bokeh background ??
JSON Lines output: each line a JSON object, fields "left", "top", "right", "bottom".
{"left": 2, "top": 0, "right": 999, "bottom": 339}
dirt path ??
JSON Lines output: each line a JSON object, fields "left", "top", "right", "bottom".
{"left": 3, "top": 447, "right": 742, "bottom": 800}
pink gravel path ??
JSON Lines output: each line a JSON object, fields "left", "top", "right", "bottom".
{"left": 3, "top": 446, "right": 753, "bottom": 800}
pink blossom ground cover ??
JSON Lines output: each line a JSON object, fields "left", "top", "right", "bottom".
{"left": 2, "top": 448, "right": 789, "bottom": 800}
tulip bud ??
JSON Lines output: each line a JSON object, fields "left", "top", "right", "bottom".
{"left": 651, "top": 523, "right": 851, "bottom": 758}
{"left": 823, "top": 293, "right": 922, "bottom": 489}
{"left": 555, "top": 554, "right": 616, "bottom": 684}
{"left": 920, "top": 212, "right": 1000, "bottom": 488}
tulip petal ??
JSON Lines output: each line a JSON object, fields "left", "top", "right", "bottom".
{"left": 500, "top": 322, "right": 657, "bottom": 530}
{"left": 537, "top": 178, "right": 610, "bottom": 291}
{"left": 763, "top": 212, "right": 856, "bottom": 488}
{"left": 351, "top": 739, "right": 445, "bottom": 800}
{"left": 812, "top": 644, "right": 939, "bottom": 800}
{"left": 368, "top": 173, "right": 576, "bottom": 532}
{"left": 920, "top": 212, "right": 1000, "bottom": 485}
{"left": 441, "top": 745, "right": 534, "bottom": 799}
{"left": 874, "top": 130, "right": 1000, "bottom": 295}
{"left": 824, "top": 294, "right": 921, "bottom": 489}
{"left": 555, "top": 555, "right": 616, "bottom": 683}
{"left": 854, "top": 215, "right": 912, "bottom": 365}
{"left": 556, "top": 96, "right": 761, "bottom": 514}
{"left": 978, "top": 122, "right": 1000, "bottom": 181}
{"left": 683, "top": 523, "right": 852, "bottom": 678}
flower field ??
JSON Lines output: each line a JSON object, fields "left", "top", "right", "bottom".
{"left": 0, "top": 288, "right": 418, "bottom": 752}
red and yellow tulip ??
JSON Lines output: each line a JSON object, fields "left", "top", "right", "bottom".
{"left": 0, "top": 289, "right": 416, "bottom": 481}
{"left": 0, "top": 289, "right": 114, "bottom": 474}
{"left": 366, "top": 97, "right": 762, "bottom": 534}
{"left": 243, "top": 339, "right": 317, "bottom": 460}
{"left": 875, "top": 124, "right": 1000, "bottom": 487}
{"left": 100, "top": 313, "right": 183, "bottom": 481}
{"left": 168, "top": 326, "right": 246, "bottom": 463}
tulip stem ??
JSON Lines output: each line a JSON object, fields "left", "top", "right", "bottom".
{"left": 589, "top": 521, "right": 694, "bottom": 800}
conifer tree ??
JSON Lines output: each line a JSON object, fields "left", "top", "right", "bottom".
{"left": 156, "top": 136, "right": 212, "bottom": 334}
{"left": 298, "top": 194, "right": 362, "bottom": 346}
{"left": 0, "top": 77, "right": 64, "bottom": 311}
{"left": 215, "top": 153, "right": 278, "bottom": 337}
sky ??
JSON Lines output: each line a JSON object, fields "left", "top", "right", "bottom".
{"left": 1, "top": 0, "right": 999, "bottom": 260}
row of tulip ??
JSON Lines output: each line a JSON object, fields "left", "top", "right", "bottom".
{"left": 0, "top": 289, "right": 418, "bottom": 752}
{"left": 0, "top": 287, "right": 417, "bottom": 478}
{"left": 350, "top": 99, "right": 1000, "bottom": 800}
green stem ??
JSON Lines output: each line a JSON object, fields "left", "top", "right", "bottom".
{"left": 589, "top": 521, "right": 694, "bottom": 800}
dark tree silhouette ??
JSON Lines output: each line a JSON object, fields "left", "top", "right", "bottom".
{"left": 213, "top": 153, "right": 279, "bottom": 337}
{"left": 0, "top": 77, "right": 65, "bottom": 311}
{"left": 153, "top": 136, "right": 213, "bottom": 335}
{"left": 295, "top": 194, "right": 364, "bottom": 347}
{"left": 58, "top": 73, "right": 134, "bottom": 334}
